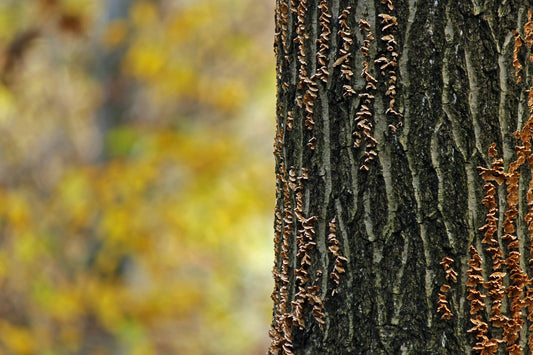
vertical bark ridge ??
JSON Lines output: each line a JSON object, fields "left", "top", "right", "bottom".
{"left": 334, "top": 198, "right": 355, "bottom": 343}
{"left": 463, "top": 27, "right": 491, "bottom": 256}
{"left": 498, "top": 32, "right": 516, "bottom": 166}
{"left": 463, "top": 42, "right": 484, "bottom": 157}
{"left": 400, "top": 1, "right": 447, "bottom": 342}
{"left": 285, "top": 0, "right": 301, "bottom": 327}
{"left": 318, "top": 86, "right": 332, "bottom": 303}
{"left": 373, "top": 94, "right": 409, "bottom": 331}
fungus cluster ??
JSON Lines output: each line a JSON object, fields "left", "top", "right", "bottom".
{"left": 465, "top": 247, "right": 487, "bottom": 328}
{"left": 271, "top": 2, "right": 329, "bottom": 352}
{"left": 274, "top": 0, "right": 289, "bottom": 85}
{"left": 512, "top": 29, "right": 523, "bottom": 84}
{"left": 381, "top": 0, "right": 394, "bottom": 11}
{"left": 293, "top": 0, "right": 317, "bottom": 131}
{"left": 464, "top": 247, "right": 508, "bottom": 355}
{"left": 278, "top": 1, "right": 289, "bottom": 54}
{"left": 354, "top": 19, "right": 378, "bottom": 171}
{"left": 294, "top": 0, "right": 308, "bottom": 89}
{"left": 292, "top": 167, "right": 326, "bottom": 328}
{"left": 327, "top": 218, "right": 347, "bottom": 296}
{"left": 336, "top": 8, "right": 355, "bottom": 98}
{"left": 376, "top": 3, "right": 402, "bottom": 127}
{"left": 286, "top": 110, "right": 294, "bottom": 131}
{"left": 293, "top": 169, "right": 315, "bottom": 286}
{"left": 439, "top": 14, "right": 533, "bottom": 353}
{"left": 514, "top": 10, "right": 533, "bottom": 85}
{"left": 437, "top": 256, "right": 455, "bottom": 320}
{"left": 271, "top": 14, "right": 287, "bottom": 345}
{"left": 269, "top": 163, "right": 324, "bottom": 354}
{"left": 269, "top": 161, "right": 297, "bottom": 355}
{"left": 307, "top": 284, "right": 326, "bottom": 326}
{"left": 314, "top": 1, "right": 331, "bottom": 84}
{"left": 525, "top": 10, "right": 533, "bottom": 49}
{"left": 290, "top": 168, "right": 310, "bottom": 327}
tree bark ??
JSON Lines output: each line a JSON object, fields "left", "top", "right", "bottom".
{"left": 269, "top": 0, "right": 533, "bottom": 353}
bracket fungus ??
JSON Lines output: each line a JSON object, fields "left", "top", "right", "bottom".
{"left": 437, "top": 256, "right": 456, "bottom": 320}
{"left": 378, "top": 4, "right": 402, "bottom": 127}
{"left": 353, "top": 18, "right": 379, "bottom": 171}
{"left": 314, "top": 1, "right": 331, "bottom": 84}
{"left": 337, "top": 8, "right": 354, "bottom": 98}
{"left": 327, "top": 218, "right": 347, "bottom": 296}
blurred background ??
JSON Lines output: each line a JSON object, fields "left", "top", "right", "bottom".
{"left": 0, "top": 0, "right": 274, "bottom": 354}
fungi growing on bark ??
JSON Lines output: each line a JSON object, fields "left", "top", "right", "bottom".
{"left": 512, "top": 30, "right": 523, "bottom": 84}
{"left": 378, "top": 8, "right": 402, "bottom": 125}
{"left": 327, "top": 218, "right": 347, "bottom": 296}
{"left": 353, "top": 18, "right": 379, "bottom": 171}
{"left": 524, "top": 9, "right": 533, "bottom": 48}
{"left": 437, "top": 256, "right": 455, "bottom": 320}
{"left": 338, "top": 8, "right": 354, "bottom": 98}
{"left": 439, "top": 19, "right": 533, "bottom": 353}
{"left": 314, "top": 1, "right": 331, "bottom": 84}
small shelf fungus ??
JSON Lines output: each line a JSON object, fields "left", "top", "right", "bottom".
{"left": 274, "top": 0, "right": 289, "bottom": 85}
{"left": 295, "top": 0, "right": 308, "bottom": 89}
{"left": 525, "top": 9, "right": 533, "bottom": 48}
{"left": 294, "top": 168, "right": 316, "bottom": 288}
{"left": 465, "top": 246, "right": 504, "bottom": 354}
{"left": 307, "top": 285, "right": 326, "bottom": 327}
{"left": 513, "top": 9, "right": 533, "bottom": 85}
{"left": 512, "top": 30, "right": 523, "bottom": 84}
{"left": 466, "top": 247, "right": 485, "bottom": 315}
{"left": 270, "top": 165, "right": 326, "bottom": 353}
{"left": 327, "top": 218, "right": 347, "bottom": 296}
{"left": 286, "top": 110, "right": 294, "bottom": 131}
{"left": 337, "top": 8, "right": 354, "bottom": 98}
{"left": 307, "top": 136, "right": 316, "bottom": 150}
{"left": 354, "top": 19, "right": 378, "bottom": 171}
{"left": 381, "top": 0, "right": 394, "bottom": 11}
{"left": 279, "top": 1, "right": 289, "bottom": 54}
{"left": 377, "top": 2, "right": 403, "bottom": 129}
{"left": 269, "top": 161, "right": 300, "bottom": 355}
{"left": 440, "top": 256, "right": 458, "bottom": 284}
{"left": 437, "top": 256, "right": 455, "bottom": 320}
{"left": 293, "top": 0, "right": 318, "bottom": 132}
{"left": 314, "top": 1, "right": 331, "bottom": 84}
{"left": 293, "top": 168, "right": 326, "bottom": 332}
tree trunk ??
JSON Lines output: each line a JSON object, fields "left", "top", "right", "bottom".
{"left": 269, "top": 0, "right": 533, "bottom": 353}
{"left": 92, "top": 0, "right": 134, "bottom": 162}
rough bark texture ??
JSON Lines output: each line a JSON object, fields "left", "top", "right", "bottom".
{"left": 269, "top": 0, "right": 533, "bottom": 354}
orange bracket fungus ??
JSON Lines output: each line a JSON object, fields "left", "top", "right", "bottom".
{"left": 437, "top": 256, "right": 455, "bottom": 320}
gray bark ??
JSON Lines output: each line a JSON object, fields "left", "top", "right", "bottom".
{"left": 269, "top": 0, "right": 533, "bottom": 353}
{"left": 92, "top": 0, "right": 134, "bottom": 162}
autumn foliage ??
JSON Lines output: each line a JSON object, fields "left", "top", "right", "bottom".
{"left": 0, "top": 0, "right": 273, "bottom": 354}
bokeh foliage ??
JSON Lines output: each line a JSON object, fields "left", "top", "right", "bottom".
{"left": 0, "top": 0, "right": 274, "bottom": 354}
